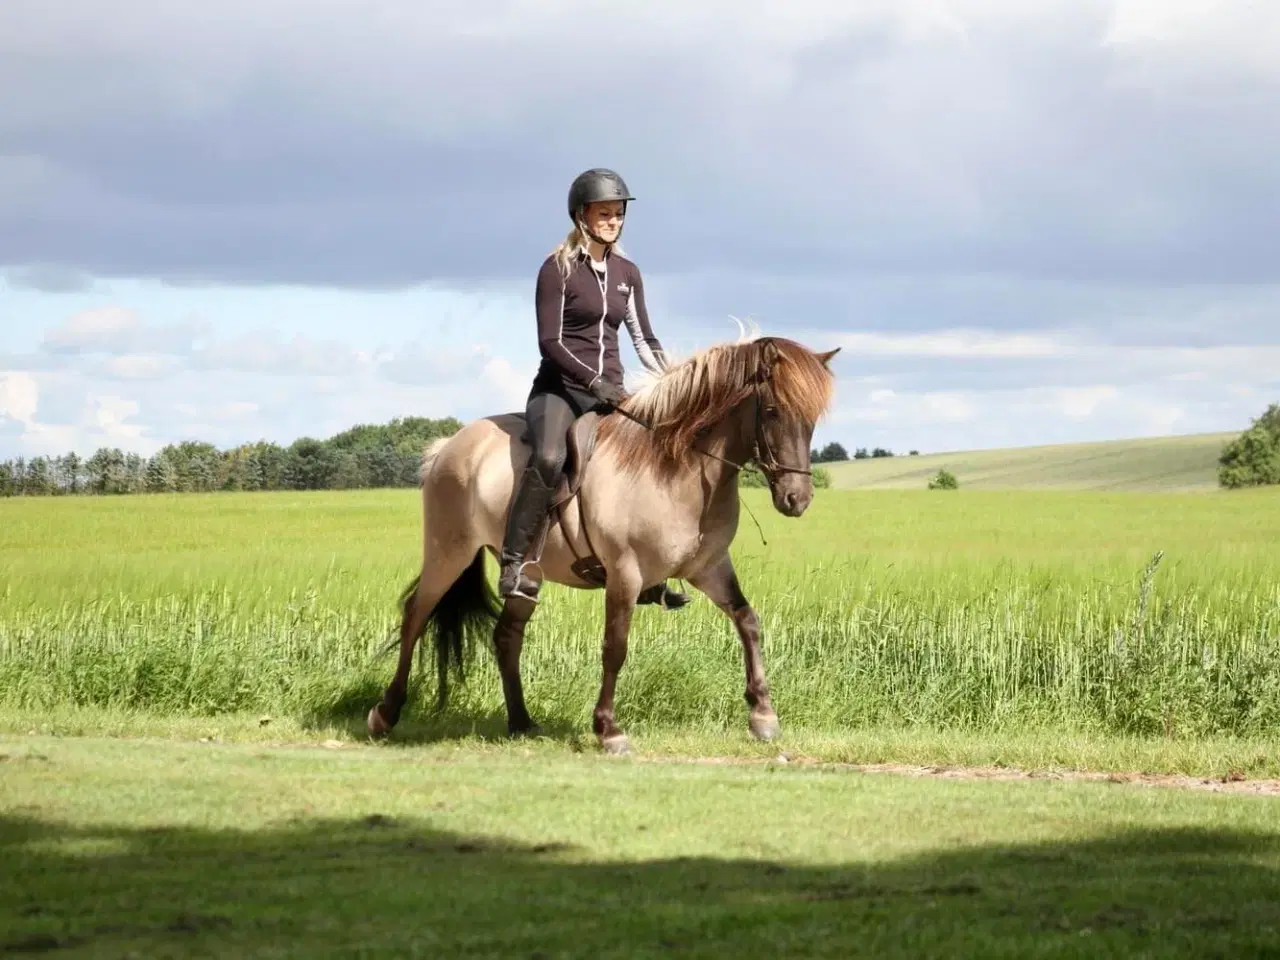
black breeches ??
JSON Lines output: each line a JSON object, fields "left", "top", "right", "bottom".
{"left": 526, "top": 389, "right": 584, "bottom": 486}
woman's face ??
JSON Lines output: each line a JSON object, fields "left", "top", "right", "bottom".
{"left": 582, "top": 200, "right": 626, "bottom": 244}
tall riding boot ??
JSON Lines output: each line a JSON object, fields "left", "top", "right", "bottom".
{"left": 498, "top": 464, "right": 557, "bottom": 602}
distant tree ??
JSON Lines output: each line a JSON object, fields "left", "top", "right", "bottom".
{"left": 57, "top": 452, "right": 83, "bottom": 493}
{"left": 146, "top": 452, "right": 179, "bottom": 493}
{"left": 909, "top": 450, "right": 920, "bottom": 456}
{"left": 928, "top": 468, "right": 959, "bottom": 491}
{"left": 853, "top": 447, "right": 869, "bottom": 460}
{"left": 1218, "top": 402, "right": 1280, "bottom": 489}
{"left": 811, "top": 441, "right": 848, "bottom": 463}
{"left": 871, "top": 447, "right": 894, "bottom": 458}
{"left": 0, "top": 461, "right": 14, "bottom": 497}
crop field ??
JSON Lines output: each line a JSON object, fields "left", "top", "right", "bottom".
{"left": 2, "top": 480, "right": 1279, "bottom": 752}
{"left": 828, "top": 431, "right": 1236, "bottom": 492}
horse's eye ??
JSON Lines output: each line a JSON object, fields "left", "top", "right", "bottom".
{"left": 765, "top": 406, "right": 779, "bottom": 418}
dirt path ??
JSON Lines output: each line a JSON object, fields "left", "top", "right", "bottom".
{"left": 639, "top": 753, "right": 1280, "bottom": 796}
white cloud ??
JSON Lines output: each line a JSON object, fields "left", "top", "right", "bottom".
{"left": 1058, "top": 385, "right": 1120, "bottom": 419}
{"left": 96, "top": 354, "right": 181, "bottom": 380}
{"left": 831, "top": 329, "right": 1073, "bottom": 359}
{"left": 0, "top": 371, "right": 39, "bottom": 424}
{"left": 41, "top": 307, "right": 211, "bottom": 355}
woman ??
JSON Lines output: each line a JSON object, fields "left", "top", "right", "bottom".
{"left": 498, "top": 167, "right": 689, "bottom": 610}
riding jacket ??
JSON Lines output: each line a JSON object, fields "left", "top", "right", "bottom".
{"left": 533, "top": 247, "right": 668, "bottom": 393}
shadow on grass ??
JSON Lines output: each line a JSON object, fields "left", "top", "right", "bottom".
{"left": 299, "top": 680, "right": 588, "bottom": 748}
{"left": 3, "top": 814, "right": 1279, "bottom": 957}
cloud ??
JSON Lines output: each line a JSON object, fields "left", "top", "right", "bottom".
{"left": 40, "top": 307, "right": 212, "bottom": 355}
{"left": 0, "top": 371, "right": 39, "bottom": 424}
{"left": 831, "top": 329, "right": 1072, "bottom": 359}
{"left": 189, "top": 332, "right": 365, "bottom": 377}
{"left": 2, "top": 264, "right": 96, "bottom": 293}
{"left": 0, "top": 1, "right": 1276, "bottom": 287}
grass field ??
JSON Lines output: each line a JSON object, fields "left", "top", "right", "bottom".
{"left": 4, "top": 455, "right": 1280, "bottom": 956}
{"left": 2, "top": 481, "right": 1279, "bottom": 756}
{"left": 827, "top": 431, "right": 1236, "bottom": 492}
{"left": 3, "top": 735, "right": 1280, "bottom": 957}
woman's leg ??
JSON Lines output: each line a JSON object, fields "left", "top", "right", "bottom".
{"left": 498, "top": 389, "right": 579, "bottom": 601}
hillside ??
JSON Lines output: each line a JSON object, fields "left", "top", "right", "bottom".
{"left": 824, "top": 431, "right": 1237, "bottom": 492}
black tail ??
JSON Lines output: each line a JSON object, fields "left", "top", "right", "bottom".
{"left": 396, "top": 548, "right": 502, "bottom": 712}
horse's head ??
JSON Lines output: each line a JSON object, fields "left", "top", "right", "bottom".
{"left": 601, "top": 335, "right": 839, "bottom": 515}
{"left": 748, "top": 338, "right": 840, "bottom": 517}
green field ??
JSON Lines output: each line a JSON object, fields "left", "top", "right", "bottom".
{"left": 828, "top": 431, "right": 1236, "bottom": 491}
{"left": 2, "top": 481, "right": 1279, "bottom": 757}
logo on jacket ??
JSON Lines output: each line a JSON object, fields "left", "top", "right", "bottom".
{"left": 616, "top": 282, "right": 630, "bottom": 296}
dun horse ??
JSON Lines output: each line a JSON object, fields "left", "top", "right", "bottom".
{"left": 368, "top": 335, "right": 839, "bottom": 752}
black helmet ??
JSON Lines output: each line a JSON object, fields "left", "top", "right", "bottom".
{"left": 567, "top": 168, "right": 634, "bottom": 221}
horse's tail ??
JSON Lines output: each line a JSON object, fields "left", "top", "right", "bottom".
{"left": 396, "top": 548, "right": 501, "bottom": 711}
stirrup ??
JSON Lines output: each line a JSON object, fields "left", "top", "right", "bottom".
{"left": 499, "top": 559, "right": 542, "bottom": 604}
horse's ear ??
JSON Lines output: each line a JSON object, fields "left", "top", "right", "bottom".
{"left": 758, "top": 338, "right": 780, "bottom": 378}
{"left": 816, "top": 347, "right": 841, "bottom": 368}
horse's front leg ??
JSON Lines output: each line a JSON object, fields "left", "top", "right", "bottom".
{"left": 688, "top": 554, "right": 779, "bottom": 742}
{"left": 594, "top": 571, "right": 640, "bottom": 755}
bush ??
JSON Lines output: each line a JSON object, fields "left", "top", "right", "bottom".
{"left": 928, "top": 468, "right": 958, "bottom": 490}
{"left": 1218, "top": 403, "right": 1280, "bottom": 489}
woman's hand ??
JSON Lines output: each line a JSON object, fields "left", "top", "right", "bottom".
{"left": 591, "top": 379, "right": 629, "bottom": 411}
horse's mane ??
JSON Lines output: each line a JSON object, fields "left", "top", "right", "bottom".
{"left": 598, "top": 335, "right": 835, "bottom": 477}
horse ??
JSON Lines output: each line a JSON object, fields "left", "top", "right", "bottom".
{"left": 367, "top": 334, "right": 839, "bottom": 753}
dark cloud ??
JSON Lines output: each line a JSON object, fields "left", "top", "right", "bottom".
{"left": 2, "top": 264, "right": 96, "bottom": 293}
{"left": 0, "top": 2, "right": 1277, "bottom": 290}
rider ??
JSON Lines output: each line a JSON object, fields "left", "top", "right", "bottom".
{"left": 497, "top": 167, "right": 690, "bottom": 610}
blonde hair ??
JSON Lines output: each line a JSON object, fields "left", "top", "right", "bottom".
{"left": 551, "top": 219, "right": 627, "bottom": 276}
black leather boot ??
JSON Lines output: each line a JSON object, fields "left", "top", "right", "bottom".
{"left": 498, "top": 465, "right": 557, "bottom": 602}
{"left": 637, "top": 581, "right": 691, "bottom": 610}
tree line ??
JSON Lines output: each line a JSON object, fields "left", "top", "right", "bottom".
{"left": 811, "top": 442, "right": 919, "bottom": 462}
{"left": 0, "top": 416, "right": 462, "bottom": 497}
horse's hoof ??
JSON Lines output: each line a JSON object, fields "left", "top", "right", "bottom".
{"left": 749, "top": 710, "right": 780, "bottom": 742}
{"left": 367, "top": 705, "right": 392, "bottom": 738}
{"left": 600, "top": 734, "right": 631, "bottom": 755}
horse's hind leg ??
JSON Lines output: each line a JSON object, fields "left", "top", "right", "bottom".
{"left": 687, "top": 554, "right": 779, "bottom": 742}
{"left": 492, "top": 597, "right": 541, "bottom": 735}
{"left": 367, "top": 544, "right": 472, "bottom": 737}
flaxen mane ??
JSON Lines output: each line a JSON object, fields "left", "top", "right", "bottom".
{"left": 599, "top": 336, "right": 835, "bottom": 477}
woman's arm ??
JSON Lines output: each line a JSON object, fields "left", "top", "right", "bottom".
{"left": 622, "top": 267, "right": 668, "bottom": 375}
{"left": 535, "top": 257, "right": 601, "bottom": 390}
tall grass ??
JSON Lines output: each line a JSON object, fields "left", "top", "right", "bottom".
{"left": 2, "top": 488, "right": 1279, "bottom": 737}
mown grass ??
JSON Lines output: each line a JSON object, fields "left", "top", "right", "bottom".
{"left": 3, "top": 735, "right": 1280, "bottom": 957}
{"left": 2, "top": 486, "right": 1279, "bottom": 744}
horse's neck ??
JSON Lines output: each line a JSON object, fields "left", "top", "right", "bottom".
{"left": 690, "top": 399, "right": 755, "bottom": 496}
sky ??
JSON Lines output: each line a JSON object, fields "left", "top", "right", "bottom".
{"left": 2, "top": 0, "right": 1278, "bottom": 460}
